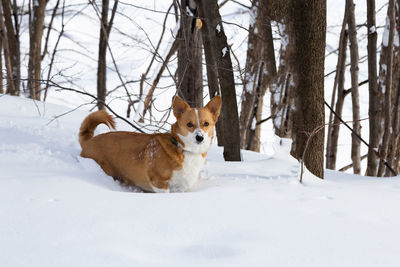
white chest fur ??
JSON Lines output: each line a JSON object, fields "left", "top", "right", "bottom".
{"left": 169, "top": 151, "right": 205, "bottom": 192}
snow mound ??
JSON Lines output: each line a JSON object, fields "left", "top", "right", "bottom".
{"left": 1, "top": 95, "right": 400, "bottom": 267}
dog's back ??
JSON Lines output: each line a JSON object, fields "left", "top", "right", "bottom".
{"left": 78, "top": 111, "right": 182, "bottom": 191}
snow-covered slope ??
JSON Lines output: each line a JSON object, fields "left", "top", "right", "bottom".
{"left": 1, "top": 95, "right": 400, "bottom": 267}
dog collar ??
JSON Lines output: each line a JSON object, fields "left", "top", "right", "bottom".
{"left": 170, "top": 135, "right": 179, "bottom": 147}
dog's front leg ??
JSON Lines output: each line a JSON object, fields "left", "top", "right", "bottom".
{"left": 149, "top": 178, "right": 170, "bottom": 193}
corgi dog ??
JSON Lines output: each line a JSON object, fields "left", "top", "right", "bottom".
{"left": 79, "top": 95, "right": 222, "bottom": 193}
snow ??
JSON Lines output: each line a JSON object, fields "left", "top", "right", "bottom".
{"left": 1, "top": 0, "right": 399, "bottom": 265}
{"left": 2, "top": 95, "right": 400, "bottom": 266}
{"left": 382, "top": 16, "right": 390, "bottom": 47}
{"left": 249, "top": 5, "right": 257, "bottom": 27}
{"left": 216, "top": 24, "right": 221, "bottom": 33}
{"left": 369, "top": 26, "right": 376, "bottom": 34}
{"left": 222, "top": 47, "right": 228, "bottom": 57}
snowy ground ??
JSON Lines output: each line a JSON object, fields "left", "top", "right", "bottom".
{"left": 1, "top": 95, "right": 400, "bottom": 267}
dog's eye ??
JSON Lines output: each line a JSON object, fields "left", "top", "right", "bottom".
{"left": 204, "top": 122, "right": 209, "bottom": 127}
{"left": 187, "top": 122, "right": 194, "bottom": 128}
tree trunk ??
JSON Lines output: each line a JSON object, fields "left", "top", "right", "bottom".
{"left": 199, "top": 14, "right": 224, "bottom": 146}
{"left": 326, "top": 9, "right": 348, "bottom": 170}
{"left": 290, "top": 0, "right": 326, "bottom": 179}
{"left": 96, "top": 0, "right": 117, "bottom": 110}
{"left": 270, "top": 19, "right": 294, "bottom": 139}
{"left": 177, "top": 0, "right": 203, "bottom": 108}
{"left": 97, "top": 0, "right": 109, "bottom": 110}
{"left": 365, "top": 0, "right": 379, "bottom": 176}
{"left": 239, "top": 0, "right": 276, "bottom": 151}
{"left": 0, "top": 27, "right": 3, "bottom": 94}
{"left": 391, "top": 1, "right": 400, "bottom": 173}
{"left": 2, "top": 0, "right": 20, "bottom": 95}
{"left": 383, "top": 0, "right": 399, "bottom": 176}
{"left": 0, "top": 0, "right": 14, "bottom": 95}
{"left": 346, "top": 0, "right": 361, "bottom": 174}
{"left": 377, "top": 0, "right": 396, "bottom": 176}
{"left": 196, "top": 0, "right": 241, "bottom": 161}
{"left": 28, "top": 0, "right": 47, "bottom": 100}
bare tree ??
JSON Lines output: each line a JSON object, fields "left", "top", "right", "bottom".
{"left": 28, "top": 0, "right": 47, "bottom": 100}
{"left": 326, "top": 8, "right": 348, "bottom": 170}
{"left": 377, "top": 0, "right": 396, "bottom": 176}
{"left": 365, "top": 0, "right": 379, "bottom": 176}
{"left": 289, "top": 0, "right": 326, "bottom": 179}
{"left": 270, "top": 17, "right": 294, "bottom": 139}
{"left": 346, "top": 0, "right": 361, "bottom": 174}
{"left": 96, "top": 0, "right": 118, "bottom": 110}
{"left": 0, "top": 0, "right": 14, "bottom": 95}
{"left": 177, "top": 0, "right": 203, "bottom": 107}
{"left": 239, "top": 0, "right": 276, "bottom": 152}
{"left": 2, "top": 0, "right": 20, "bottom": 95}
{"left": 196, "top": 0, "right": 241, "bottom": 161}
{"left": 199, "top": 7, "right": 224, "bottom": 146}
{"left": 0, "top": 35, "right": 2, "bottom": 94}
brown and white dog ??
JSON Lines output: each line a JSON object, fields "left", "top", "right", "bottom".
{"left": 79, "top": 95, "right": 221, "bottom": 193}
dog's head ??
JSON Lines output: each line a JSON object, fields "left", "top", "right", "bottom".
{"left": 172, "top": 95, "right": 222, "bottom": 154}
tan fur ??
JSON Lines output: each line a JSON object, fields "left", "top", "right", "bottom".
{"left": 79, "top": 96, "right": 222, "bottom": 192}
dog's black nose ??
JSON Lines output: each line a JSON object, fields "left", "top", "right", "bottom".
{"left": 196, "top": 135, "right": 204, "bottom": 143}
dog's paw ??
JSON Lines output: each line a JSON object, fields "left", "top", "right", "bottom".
{"left": 151, "top": 185, "right": 170, "bottom": 193}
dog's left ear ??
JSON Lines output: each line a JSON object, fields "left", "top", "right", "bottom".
{"left": 172, "top": 95, "right": 190, "bottom": 118}
{"left": 205, "top": 95, "right": 222, "bottom": 122}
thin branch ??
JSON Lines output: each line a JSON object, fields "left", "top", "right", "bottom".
{"left": 338, "top": 154, "right": 368, "bottom": 172}
{"left": 324, "top": 100, "right": 397, "bottom": 176}
{"left": 49, "top": 80, "right": 145, "bottom": 133}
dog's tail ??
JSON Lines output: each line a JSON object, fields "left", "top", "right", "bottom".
{"left": 79, "top": 110, "right": 116, "bottom": 148}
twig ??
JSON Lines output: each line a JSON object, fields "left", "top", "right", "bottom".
{"left": 42, "top": 0, "right": 60, "bottom": 60}
{"left": 338, "top": 154, "right": 368, "bottom": 172}
{"left": 50, "top": 81, "right": 145, "bottom": 133}
{"left": 46, "top": 101, "right": 95, "bottom": 126}
{"left": 44, "top": 0, "right": 65, "bottom": 101}
{"left": 256, "top": 116, "right": 271, "bottom": 125}
{"left": 300, "top": 124, "right": 325, "bottom": 183}
{"left": 89, "top": 1, "right": 136, "bottom": 113}
{"left": 139, "top": 3, "right": 174, "bottom": 98}
{"left": 324, "top": 100, "right": 397, "bottom": 176}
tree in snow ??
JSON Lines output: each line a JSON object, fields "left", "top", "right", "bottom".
{"left": 0, "top": 0, "right": 20, "bottom": 96}
{"left": 289, "top": 0, "right": 326, "bottom": 179}
{"left": 177, "top": 0, "right": 203, "bottom": 108}
{"left": 239, "top": 0, "right": 277, "bottom": 152}
{"left": 196, "top": 0, "right": 241, "bottom": 161}
{"left": 94, "top": 0, "right": 118, "bottom": 110}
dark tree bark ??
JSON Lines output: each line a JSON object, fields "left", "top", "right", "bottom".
{"left": 177, "top": 0, "right": 203, "bottom": 108}
{"left": 196, "top": 0, "right": 241, "bottom": 161}
{"left": 365, "top": 0, "right": 379, "bottom": 176}
{"left": 382, "top": 0, "right": 399, "bottom": 176}
{"left": 28, "top": 0, "right": 47, "bottom": 100}
{"left": 97, "top": 0, "right": 118, "bottom": 110}
{"left": 271, "top": 18, "right": 295, "bottom": 139}
{"left": 377, "top": 0, "right": 396, "bottom": 176}
{"left": 239, "top": 0, "right": 276, "bottom": 152}
{"left": 2, "top": 0, "right": 20, "bottom": 95}
{"left": 347, "top": 0, "right": 361, "bottom": 174}
{"left": 326, "top": 8, "right": 348, "bottom": 170}
{"left": 0, "top": 26, "right": 2, "bottom": 94}
{"left": 199, "top": 13, "right": 224, "bottom": 146}
{"left": 290, "top": 0, "right": 326, "bottom": 179}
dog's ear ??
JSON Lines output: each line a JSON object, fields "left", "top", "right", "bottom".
{"left": 172, "top": 96, "right": 190, "bottom": 118}
{"left": 205, "top": 95, "right": 222, "bottom": 121}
